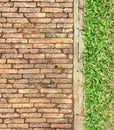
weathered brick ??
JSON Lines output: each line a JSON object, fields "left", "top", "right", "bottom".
{"left": 4, "top": 119, "right": 24, "bottom": 124}
{"left": 25, "top": 118, "right": 46, "bottom": 123}
{"left": 41, "top": 88, "right": 62, "bottom": 93}
{"left": 34, "top": 103, "right": 56, "bottom": 108}
{"left": 8, "top": 124, "right": 28, "bottom": 128}
{"left": 13, "top": 104, "right": 33, "bottom": 108}
{"left": 30, "top": 18, "right": 51, "bottom": 23}
{"left": 41, "top": 69, "right": 61, "bottom": 74}
{"left": 42, "top": 8, "right": 63, "bottom": 12}
{"left": 2, "top": 54, "right": 23, "bottom": 59}
{"left": 19, "top": 7, "right": 40, "bottom": 12}
{"left": 0, "top": 109, "right": 14, "bottom": 113}
{"left": 25, "top": 13, "right": 45, "bottom": 17}
{"left": 24, "top": 54, "right": 45, "bottom": 59}
{"left": 14, "top": 2, "right": 36, "bottom": 7}
{"left": 18, "top": 69, "right": 40, "bottom": 74}
{"left": 52, "top": 99, "right": 72, "bottom": 104}
{"left": 9, "top": 98, "right": 29, "bottom": 103}
{"left": 51, "top": 124, "right": 72, "bottom": 128}
{"left": 18, "top": 89, "right": 38, "bottom": 93}
{"left": 30, "top": 123, "right": 49, "bottom": 128}
{"left": 7, "top": 18, "right": 28, "bottom": 23}
{"left": 43, "top": 114, "right": 64, "bottom": 118}
{"left": 46, "top": 54, "right": 67, "bottom": 58}
{"left": 3, "top": 33, "right": 23, "bottom": 38}
{"left": 0, "top": 69, "right": 17, "bottom": 74}
{"left": 21, "top": 113, "right": 41, "bottom": 118}
{"left": 2, "top": 13, "right": 23, "bottom": 17}
{"left": 16, "top": 108, "right": 36, "bottom": 113}
{"left": 30, "top": 98, "right": 50, "bottom": 103}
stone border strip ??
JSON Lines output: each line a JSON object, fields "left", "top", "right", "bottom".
{"left": 73, "top": 0, "right": 85, "bottom": 129}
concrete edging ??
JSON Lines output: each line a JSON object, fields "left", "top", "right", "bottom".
{"left": 73, "top": 0, "right": 85, "bottom": 129}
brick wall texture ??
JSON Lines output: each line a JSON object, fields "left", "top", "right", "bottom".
{"left": 0, "top": 0, "right": 76, "bottom": 129}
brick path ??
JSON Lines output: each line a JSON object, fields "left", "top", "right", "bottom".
{"left": 0, "top": 0, "right": 84, "bottom": 129}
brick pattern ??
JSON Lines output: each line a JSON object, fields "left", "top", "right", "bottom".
{"left": 0, "top": 0, "right": 74, "bottom": 129}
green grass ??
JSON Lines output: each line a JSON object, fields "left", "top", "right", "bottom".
{"left": 83, "top": 0, "right": 114, "bottom": 130}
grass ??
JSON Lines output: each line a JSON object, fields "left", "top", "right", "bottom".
{"left": 83, "top": 0, "right": 114, "bottom": 130}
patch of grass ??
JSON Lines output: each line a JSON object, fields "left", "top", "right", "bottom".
{"left": 83, "top": 0, "right": 114, "bottom": 130}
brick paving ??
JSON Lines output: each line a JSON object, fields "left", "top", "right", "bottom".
{"left": 0, "top": 0, "right": 84, "bottom": 129}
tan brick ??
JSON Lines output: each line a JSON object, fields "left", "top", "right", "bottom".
{"left": 41, "top": 88, "right": 62, "bottom": 93}
{"left": 30, "top": 123, "right": 49, "bottom": 128}
{"left": 30, "top": 18, "right": 51, "bottom": 23}
{"left": 0, "top": 69, "right": 17, "bottom": 73}
{"left": 13, "top": 64, "right": 33, "bottom": 68}
{"left": 23, "top": 74, "right": 44, "bottom": 79}
{"left": 0, "top": 124, "right": 7, "bottom": 128}
{"left": 0, "top": 59, "right": 6, "bottom": 63}
{"left": 3, "top": 33, "right": 23, "bottom": 38}
{"left": 46, "top": 54, "right": 66, "bottom": 58}
{"left": 19, "top": 7, "right": 40, "bottom": 12}
{"left": 21, "top": 113, "right": 41, "bottom": 118}
{"left": 41, "top": 69, "right": 61, "bottom": 74}
{"left": 40, "top": 49, "right": 61, "bottom": 53}
{"left": 43, "top": 114, "right": 64, "bottom": 118}
{"left": 51, "top": 124, "right": 72, "bottom": 128}
{"left": 6, "top": 38, "right": 27, "bottom": 43}
{"left": 52, "top": 79, "right": 72, "bottom": 84}
{"left": 4, "top": 74, "right": 22, "bottom": 80}
{"left": 4, "top": 119, "right": 24, "bottom": 124}
{"left": 35, "top": 64, "right": 55, "bottom": 69}
{"left": 34, "top": 103, "right": 56, "bottom": 108}
{"left": 56, "top": 64, "right": 73, "bottom": 68}
{"left": 56, "top": 44, "right": 72, "bottom": 48}
{"left": 24, "top": 54, "right": 45, "bottom": 59}
{"left": 13, "top": 44, "right": 32, "bottom": 48}
{"left": 8, "top": 79, "right": 28, "bottom": 84}
{"left": 25, "top": 118, "right": 46, "bottom": 123}
{"left": 51, "top": 38, "right": 73, "bottom": 44}
{"left": 7, "top": 59, "right": 27, "bottom": 63}
{"left": 3, "top": 94, "right": 23, "bottom": 98}
{"left": 0, "top": 104, "right": 11, "bottom": 108}
{"left": 0, "top": 79, "right": 7, "bottom": 83}
{"left": 47, "top": 118, "right": 68, "bottom": 123}
{"left": 0, "top": 109, "right": 14, "bottom": 113}
{"left": 14, "top": 2, "right": 36, "bottom": 7}
{"left": 16, "top": 108, "right": 36, "bottom": 113}
{"left": 52, "top": 99, "right": 72, "bottom": 104}
{"left": 0, "top": 64, "right": 11, "bottom": 68}
{"left": 33, "top": 43, "right": 55, "bottom": 48}
{"left": 23, "top": 28, "right": 40, "bottom": 34}
{"left": 13, "top": 103, "right": 33, "bottom": 108}
{"left": 18, "top": 69, "right": 40, "bottom": 74}
{"left": 30, "top": 98, "right": 50, "bottom": 103}
{"left": 0, "top": 89, "right": 17, "bottom": 93}
{"left": 52, "top": 18, "right": 73, "bottom": 23}
{"left": 2, "top": 54, "right": 23, "bottom": 58}
{"left": 42, "top": 8, "right": 63, "bottom": 12}
{"left": 2, "top": 13, "right": 23, "bottom": 17}
{"left": 35, "top": 0, "right": 54, "bottom": 2}
{"left": 29, "top": 38, "right": 50, "bottom": 44}
{"left": 38, "top": 108, "right": 59, "bottom": 113}
{"left": 8, "top": 124, "right": 28, "bottom": 128}
{"left": 52, "top": 59, "right": 72, "bottom": 64}
{"left": 9, "top": 98, "right": 29, "bottom": 103}
{"left": 0, "top": 113, "right": 19, "bottom": 118}
{"left": 18, "top": 89, "right": 38, "bottom": 93}
{"left": 7, "top": 18, "right": 28, "bottom": 23}
{"left": 46, "top": 94, "right": 67, "bottom": 98}
{"left": 25, "top": 13, "right": 45, "bottom": 17}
